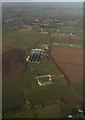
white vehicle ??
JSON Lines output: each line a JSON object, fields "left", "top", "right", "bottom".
{"left": 26, "top": 56, "right": 30, "bottom": 61}
{"left": 68, "top": 115, "right": 73, "bottom": 118}
{"left": 78, "top": 109, "right": 83, "bottom": 113}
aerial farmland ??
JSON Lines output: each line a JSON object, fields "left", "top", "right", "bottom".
{"left": 2, "top": 2, "right": 84, "bottom": 118}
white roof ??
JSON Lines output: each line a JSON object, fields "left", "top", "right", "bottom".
{"left": 68, "top": 115, "right": 73, "bottom": 118}
{"left": 32, "top": 48, "right": 41, "bottom": 50}
{"left": 35, "top": 19, "right": 39, "bottom": 21}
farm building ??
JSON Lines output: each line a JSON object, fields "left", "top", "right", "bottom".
{"left": 26, "top": 53, "right": 42, "bottom": 63}
{"left": 31, "top": 48, "right": 42, "bottom": 54}
{"left": 41, "top": 44, "right": 49, "bottom": 50}
{"left": 26, "top": 48, "right": 42, "bottom": 63}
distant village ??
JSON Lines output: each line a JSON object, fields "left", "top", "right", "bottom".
{"left": 3, "top": 15, "right": 80, "bottom": 34}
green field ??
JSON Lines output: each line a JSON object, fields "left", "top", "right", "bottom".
{"left": 36, "top": 103, "right": 73, "bottom": 118}
{"left": 3, "top": 75, "right": 23, "bottom": 114}
{"left": 19, "top": 58, "right": 68, "bottom": 95}
{"left": 38, "top": 76, "right": 49, "bottom": 83}
{"left": 3, "top": 109, "right": 34, "bottom": 118}
{"left": 3, "top": 29, "right": 49, "bottom": 53}
{"left": 72, "top": 80, "right": 83, "bottom": 97}
{"left": 3, "top": 102, "right": 73, "bottom": 118}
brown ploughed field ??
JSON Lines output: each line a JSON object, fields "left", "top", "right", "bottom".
{"left": 51, "top": 48, "right": 83, "bottom": 84}
{"left": 2, "top": 49, "right": 25, "bottom": 77}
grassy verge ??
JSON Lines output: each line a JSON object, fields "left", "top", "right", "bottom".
{"left": 72, "top": 81, "right": 83, "bottom": 97}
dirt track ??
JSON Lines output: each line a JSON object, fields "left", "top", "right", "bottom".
{"left": 51, "top": 48, "right": 83, "bottom": 84}
{"left": 2, "top": 49, "right": 25, "bottom": 77}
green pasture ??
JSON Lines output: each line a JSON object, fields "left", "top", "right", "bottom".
{"left": 28, "top": 85, "right": 77, "bottom": 105}
{"left": 3, "top": 109, "right": 33, "bottom": 118}
{"left": 3, "top": 75, "right": 23, "bottom": 114}
{"left": 36, "top": 103, "right": 72, "bottom": 118}
{"left": 20, "top": 58, "right": 68, "bottom": 95}
{"left": 2, "top": 24, "right": 14, "bottom": 34}
{"left": 38, "top": 76, "right": 49, "bottom": 83}
{"left": 3, "top": 29, "right": 49, "bottom": 53}
{"left": 3, "top": 102, "right": 73, "bottom": 118}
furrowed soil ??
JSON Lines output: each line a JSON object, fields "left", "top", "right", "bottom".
{"left": 51, "top": 48, "right": 83, "bottom": 84}
{"left": 2, "top": 49, "right": 25, "bottom": 77}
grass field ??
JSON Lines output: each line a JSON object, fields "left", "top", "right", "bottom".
{"left": 3, "top": 109, "right": 34, "bottom": 118}
{"left": 3, "top": 102, "right": 73, "bottom": 118}
{"left": 3, "top": 75, "right": 23, "bottom": 114}
{"left": 28, "top": 85, "right": 82, "bottom": 106}
{"left": 72, "top": 80, "right": 83, "bottom": 97}
{"left": 20, "top": 58, "right": 68, "bottom": 94}
{"left": 38, "top": 76, "right": 49, "bottom": 82}
{"left": 3, "top": 29, "right": 49, "bottom": 53}
{"left": 36, "top": 103, "right": 73, "bottom": 118}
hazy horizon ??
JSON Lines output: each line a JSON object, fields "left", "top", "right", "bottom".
{"left": 2, "top": 0, "right": 84, "bottom": 2}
